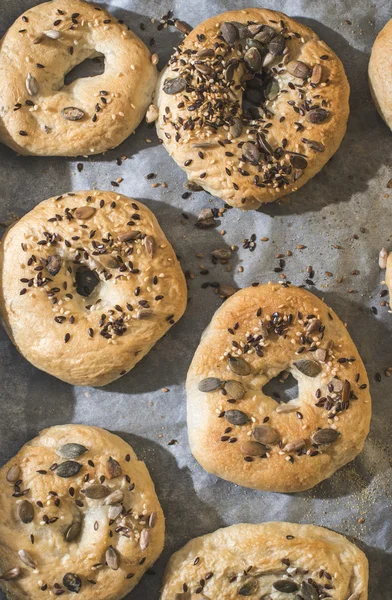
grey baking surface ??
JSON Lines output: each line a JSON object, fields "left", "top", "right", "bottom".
{"left": 0, "top": 0, "right": 391, "bottom": 597}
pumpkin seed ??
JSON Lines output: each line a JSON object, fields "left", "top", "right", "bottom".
{"left": 106, "top": 457, "right": 122, "bottom": 480}
{"left": 224, "top": 380, "right": 245, "bottom": 400}
{"left": 286, "top": 60, "right": 311, "bottom": 79}
{"left": 254, "top": 26, "right": 275, "bottom": 45}
{"left": 143, "top": 235, "right": 156, "bottom": 258}
{"left": 268, "top": 34, "right": 285, "bottom": 56}
{"left": 230, "top": 21, "right": 249, "bottom": 39}
{"left": 18, "top": 500, "right": 34, "bottom": 524}
{"left": 306, "top": 107, "right": 329, "bottom": 124}
{"left": 242, "top": 141, "right": 261, "bottom": 163}
{"left": 239, "top": 580, "right": 258, "bottom": 595}
{"left": 198, "top": 378, "right": 223, "bottom": 392}
{"left": 56, "top": 461, "right": 82, "bottom": 478}
{"left": 229, "top": 117, "right": 242, "bottom": 138}
{"left": 118, "top": 230, "right": 141, "bottom": 242}
{"left": 311, "top": 64, "right": 323, "bottom": 85}
{"left": 240, "top": 441, "right": 267, "bottom": 456}
{"left": 245, "top": 87, "right": 264, "bottom": 105}
{"left": 61, "top": 107, "right": 85, "bottom": 121}
{"left": 252, "top": 425, "right": 279, "bottom": 445}
{"left": 6, "top": 465, "right": 20, "bottom": 483}
{"left": 149, "top": 511, "right": 157, "bottom": 528}
{"left": 311, "top": 428, "right": 340, "bottom": 445}
{"left": 163, "top": 77, "right": 187, "bottom": 94}
{"left": 104, "top": 489, "right": 124, "bottom": 505}
{"left": 140, "top": 529, "right": 150, "bottom": 551}
{"left": 83, "top": 484, "right": 110, "bottom": 499}
{"left": 294, "top": 359, "right": 321, "bottom": 377}
{"left": 65, "top": 520, "right": 81, "bottom": 542}
{"left": 246, "top": 39, "right": 266, "bottom": 53}
{"left": 44, "top": 30, "right": 62, "bottom": 39}
{"left": 273, "top": 580, "right": 299, "bottom": 593}
{"left": 105, "top": 546, "right": 120, "bottom": 570}
{"left": 300, "top": 581, "right": 319, "bottom": 600}
{"left": 0, "top": 567, "right": 21, "bottom": 580}
{"left": 225, "top": 409, "right": 249, "bottom": 426}
{"left": 211, "top": 248, "right": 232, "bottom": 260}
{"left": 100, "top": 255, "right": 120, "bottom": 269}
{"left": 57, "top": 443, "right": 88, "bottom": 459}
{"left": 18, "top": 549, "right": 36, "bottom": 569}
{"left": 108, "top": 504, "right": 122, "bottom": 520}
{"left": 290, "top": 155, "right": 308, "bottom": 170}
{"left": 74, "top": 206, "right": 96, "bottom": 220}
{"left": 282, "top": 439, "right": 305, "bottom": 453}
{"left": 265, "top": 78, "right": 279, "bottom": 101}
{"left": 26, "top": 73, "right": 39, "bottom": 96}
{"left": 244, "top": 47, "right": 262, "bottom": 72}
{"left": 63, "top": 572, "right": 82, "bottom": 593}
{"left": 221, "top": 22, "right": 238, "bottom": 45}
{"left": 228, "top": 355, "right": 251, "bottom": 376}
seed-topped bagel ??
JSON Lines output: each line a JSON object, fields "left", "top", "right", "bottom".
{"left": 160, "top": 522, "right": 368, "bottom": 600}
{"left": 0, "top": 191, "right": 187, "bottom": 386}
{"left": 0, "top": 425, "right": 164, "bottom": 600}
{"left": 0, "top": 0, "right": 157, "bottom": 156}
{"left": 155, "top": 9, "right": 349, "bottom": 210}
{"left": 186, "top": 283, "right": 371, "bottom": 492}
{"left": 369, "top": 18, "right": 392, "bottom": 130}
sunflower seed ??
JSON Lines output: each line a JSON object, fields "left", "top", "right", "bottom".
{"left": 305, "top": 139, "right": 325, "bottom": 152}
{"left": 224, "top": 62, "right": 235, "bottom": 82}
{"left": 44, "top": 29, "right": 62, "bottom": 39}
{"left": 195, "top": 63, "right": 213, "bottom": 76}
{"left": 61, "top": 107, "right": 85, "bottom": 121}
{"left": 311, "top": 428, "right": 340, "bottom": 445}
{"left": 26, "top": 73, "right": 39, "bottom": 96}
{"left": 57, "top": 443, "right": 88, "bottom": 459}
{"left": 97, "top": 255, "right": 118, "bottom": 270}
{"left": 244, "top": 47, "right": 262, "bottom": 72}
{"left": 163, "top": 77, "right": 187, "bottom": 94}
{"left": 239, "top": 580, "right": 258, "bottom": 595}
{"left": 240, "top": 441, "right": 267, "bottom": 456}
{"left": 282, "top": 439, "right": 305, "bottom": 453}
{"left": 18, "top": 500, "right": 34, "bottom": 524}
{"left": 6, "top": 465, "right": 20, "bottom": 483}
{"left": 106, "top": 546, "right": 119, "bottom": 570}
{"left": 211, "top": 248, "right": 232, "bottom": 260}
{"left": 46, "top": 254, "right": 62, "bottom": 276}
{"left": 265, "top": 78, "right": 279, "bottom": 100}
{"left": 106, "top": 457, "right": 122, "bottom": 480}
{"left": 300, "top": 581, "right": 319, "bottom": 600}
{"left": 306, "top": 319, "right": 322, "bottom": 335}
{"left": 149, "top": 512, "right": 157, "bottom": 528}
{"left": 268, "top": 34, "right": 285, "bottom": 56}
{"left": 294, "top": 359, "right": 321, "bottom": 377}
{"left": 224, "top": 380, "right": 245, "bottom": 399}
{"left": 311, "top": 64, "right": 323, "bottom": 85}
{"left": 286, "top": 60, "right": 311, "bottom": 79}
{"left": 342, "top": 380, "right": 351, "bottom": 402}
{"left": 65, "top": 521, "right": 81, "bottom": 542}
{"left": 197, "top": 48, "right": 215, "bottom": 58}
{"left": 198, "top": 378, "right": 223, "bottom": 392}
{"left": 83, "top": 484, "right": 110, "bottom": 499}
{"left": 56, "top": 461, "right": 82, "bottom": 478}
{"left": 63, "top": 572, "right": 82, "bottom": 593}
{"left": 228, "top": 356, "right": 251, "bottom": 376}
{"left": 225, "top": 409, "right": 249, "bottom": 426}
{"left": 118, "top": 230, "right": 141, "bottom": 242}
{"left": 230, "top": 117, "right": 242, "bottom": 138}
{"left": 184, "top": 180, "right": 204, "bottom": 192}
{"left": 314, "top": 348, "right": 327, "bottom": 362}
{"left": 18, "top": 550, "right": 35, "bottom": 569}
{"left": 104, "top": 489, "right": 124, "bottom": 505}
{"left": 221, "top": 22, "right": 238, "bottom": 45}
{"left": 140, "top": 529, "right": 150, "bottom": 551}
{"left": 108, "top": 505, "right": 122, "bottom": 520}
{"left": 306, "top": 107, "right": 329, "bottom": 124}
{"left": 143, "top": 235, "right": 156, "bottom": 258}
{"left": 74, "top": 206, "right": 96, "bottom": 220}
{"left": 252, "top": 425, "right": 279, "bottom": 445}
{"left": 242, "top": 141, "right": 261, "bottom": 163}
{"left": 273, "top": 580, "right": 299, "bottom": 593}
{"left": 0, "top": 567, "right": 21, "bottom": 580}
{"left": 262, "top": 52, "right": 275, "bottom": 68}
{"left": 275, "top": 404, "right": 299, "bottom": 414}
{"left": 290, "top": 155, "right": 308, "bottom": 170}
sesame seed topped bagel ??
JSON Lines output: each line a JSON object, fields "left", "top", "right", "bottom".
{"left": 0, "top": 424, "right": 165, "bottom": 600}
{"left": 156, "top": 9, "right": 350, "bottom": 210}
{"left": 161, "top": 522, "right": 369, "bottom": 600}
{"left": 186, "top": 283, "right": 371, "bottom": 492}
{"left": 0, "top": 191, "right": 187, "bottom": 387}
{"left": 0, "top": 0, "right": 157, "bottom": 156}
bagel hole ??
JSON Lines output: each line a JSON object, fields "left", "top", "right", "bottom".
{"left": 262, "top": 371, "right": 299, "bottom": 404}
{"left": 64, "top": 56, "right": 105, "bottom": 86}
{"left": 75, "top": 266, "right": 100, "bottom": 297}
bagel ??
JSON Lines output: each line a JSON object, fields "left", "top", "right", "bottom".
{"left": 0, "top": 191, "right": 187, "bottom": 386}
{"left": 369, "top": 19, "right": 392, "bottom": 129}
{"left": 161, "top": 522, "right": 368, "bottom": 600}
{"left": 0, "top": 424, "right": 164, "bottom": 600}
{"left": 155, "top": 9, "right": 350, "bottom": 210}
{"left": 0, "top": 0, "right": 157, "bottom": 156}
{"left": 186, "top": 283, "right": 371, "bottom": 492}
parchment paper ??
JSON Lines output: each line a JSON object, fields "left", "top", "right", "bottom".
{"left": 0, "top": 0, "right": 391, "bottom": 597}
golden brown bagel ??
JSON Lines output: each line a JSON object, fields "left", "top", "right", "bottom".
{"left": 369, "top": 18, "right": 392, "bottom": 129}
{"left": 187, "top": 283, "right": 371, "bottom": 492}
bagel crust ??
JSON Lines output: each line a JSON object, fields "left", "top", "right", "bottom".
{"left": 187, "top": 283, "right": 371, "bottom": 492}
{"left": 161, "top": 523, "right": 369, "bottom": 600}
{"left": 0, "top": 425, "right": 164, "bottom": 600}
{"left": 156, "top": 9, "right": 350, "bottom": 210}
{"left": 161, "top": 522, "right": 368, "bottom": 600}
{"left": 0, "top": 191, "right": 187, "bottom": 386}
{"left": 369, "top": 18, "right": 392, "bottom": 129}
{"left": 0, "top": 0, "right": 157, "bottom": 156}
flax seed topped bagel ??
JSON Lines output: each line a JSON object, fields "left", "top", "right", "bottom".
{"left": 161, "top": 522, "right": 369, "bottom": 600}
{"left": 0, "top": 0, "right": 157, "bottom": 156}
{"left": 186, "top": 283, "right": 371, "bottom": 492}
{"left": 155, "top": 9, "right": 350, "bottom": 210}
{"left": 369, "top": 18, "right": 392, "bottom": 129}
{"left": 0, "top": 191, "right": 187, "bottom": 386}
{"left": 0, "top": 424, "right": 165, "bottom": 600}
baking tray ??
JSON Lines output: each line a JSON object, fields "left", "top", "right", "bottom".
{"left": 0, "top": 0, "right": 391, "bottom": 597}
